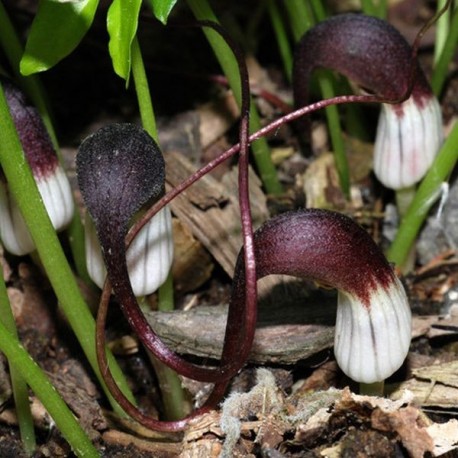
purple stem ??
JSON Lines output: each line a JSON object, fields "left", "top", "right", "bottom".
{"left": 96, "top": 283, "right": 230, "bottom": 432}
{"left": 127, "top": 91, "right": 391, "bottom": 244}
{"left": 96, "top": 22, "right": 260, "bottom": 387}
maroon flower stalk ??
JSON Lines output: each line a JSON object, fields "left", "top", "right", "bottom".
{"left": 293, "top": 13, "right": 443, "bottom": 189}
{"left": 77, "top": 123, "right": 250, "bottom": 384}
{"left": 230, "top": 209, "right": 411, "bottom": 383}
{"left": 78, "top": 19, "right": 258, "bottom": 430}
{"left": 0, "top": 77, "right": 74, "bottom": 255}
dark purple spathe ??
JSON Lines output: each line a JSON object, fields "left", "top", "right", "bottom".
{"left": 293, "top": 13, "right": 432, "bottom": 111}
{"left": 1, "top": 77, "right": 58, "bottom": 179}
{"left": 235, "top": 209, "right": 394, "bottom": 307}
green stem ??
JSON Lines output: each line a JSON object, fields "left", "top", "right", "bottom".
{"left": 186, "top": 0, "right": 283, "bottom": 195}
{"left": 310, "top": 0, "right": 326, "bottom": 21}
{"left": 147, "top": 278, "right": 188, "bottom": 419}
{"left": 360, "top": 0, "right": 387, "bottom": 18}
{"left": 318, "top": 72, "right": 350, "bottom": 196}
{"left": 266, "top": 0, "right": 293, "bottom": 82}
{"left": 394, "top": 186, "right": 417, "bottom": 273}
{"left": 67, "top": 215, "right": 92, "bottom": 285}
{"left": 377, "top": 0, "right": 388, "bottom": 18}
{"left": 156, "top": 275, "right": 187, "bottom": 420}
{"left": 387, "top": 122, "right": 458, "bottom": 270}
{"left": 434, "top": 0, "right": 451, "bottom": 63}
{"left": 0, "top": 320, "right": 98, "bottom": 457}
{"left": 0, "top": 269, "right": 36, "bottom": 455}
{"left": 431, "top": 6, "right": 458, "bottom": 96}
{"left": 0, "top": 81, "right": 134, "bottom": 416}
{"left": 395, "top": 186, "right": 417, "bottom": 218}
{"left": 131, "top": 37, "right": 186, "bottom": 419}
{"left": 0, "top": 1, "right": 90, "bottom": 284}
{"left": 360, "top": 381, "right": 384, "bottom": 396}
{"left": 147, "top": 353, "right": 188, "bottom": 420}
{"left": 131, "top": 37, "right": 158, "bottom": 140}
{"left": 284, "top": 0, "right": 314, "bottom": 39}
{"left": 157, "top": 271, "right": 175, "bottom": 312}
{"left": 360, "top": 0, "right": 378, "bottom": 17}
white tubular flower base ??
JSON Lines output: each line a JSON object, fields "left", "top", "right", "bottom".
{"left": 86, "top": 206, "right": 174, "bottom": 296}
{"left": 0, "top": 165, "right": 74, "bottom": 256}
{"left": 374, "top": 95, "right": 443, "bottom": 190}
{"left": 334, "top": 276, "right": 412, "bottom": 384}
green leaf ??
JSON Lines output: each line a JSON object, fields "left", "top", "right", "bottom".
{"left": 148, "top": 0, "right": 178, "bottom": 24}
{"left": 20, "top": 0, "right": 99, "bottom": 76}
{"left": 107, "top": 0, "right": 142, "bottom": 84}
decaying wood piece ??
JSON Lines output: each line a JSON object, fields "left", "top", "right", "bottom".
{"left": 164, "top": 151, "right": 269, "bottom": 277}
{"left": 391, "top": 361, "right": 458, "bottom": 409}
{"left": 145, "top": 302, "right": 336, "bottom": 365}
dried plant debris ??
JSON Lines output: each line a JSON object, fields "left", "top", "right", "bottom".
{"left": 391, "top": 361, "right": 458, "bottom": 409}
{"left": 164, "top": 151, "right": 268, "bottom": 277}
{"left": 181, "top": 372, "right": 458, "bottom": 457}
{"left": 417, "top": 179, "right": 458, "bottom": 266}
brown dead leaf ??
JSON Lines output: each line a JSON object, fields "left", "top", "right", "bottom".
{"left": 165, "top": 152, "right": 268, "bottom": 277}
{"left": 198, "top": 92, "right": 239, "bottom": 149}
{"left": 371, "top": 406, "right": 433, "bottom": 458}
{"left": 330, "top": 389, "right": 434, "bottom": 458}
{"left": 391, "top": 378, "right": 458, "bottom": 409}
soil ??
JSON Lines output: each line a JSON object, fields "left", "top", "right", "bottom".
{"left": 1, "top": 0, "right": 458, "bottom": 457}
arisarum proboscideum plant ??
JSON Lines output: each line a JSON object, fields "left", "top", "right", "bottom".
{"left": 88, "top": 159, "right": 412, "bottom": 429}
{"left": 0, "top": 77, "right": 74, "bottom": 255}
{"left": 77, "top": 123, "right": 237, "bottom": 385}
{"left": 76, "top": 48, "right": 419, "bottom": 429}
{"left": 293, "top": 13, "right": 443, "bottom": 191}
{"left": 230, "top": 209, "right": 412, "bottom": 385}
{"left": 75, "top": 15, "right": 421, "bottom": 432}
{"left": 77, "top": 123, "right": 173, "bottom": 323}
{"left": 76, "top": 21, "right": 261, "bottom": 431}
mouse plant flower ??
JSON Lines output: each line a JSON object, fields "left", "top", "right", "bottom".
{"left": 293, "top": 13, "right": 443, "bottom": 190}
{"left": 230, "top": 209, "right": 412, "bottom": 384}
{"left": 78, "top": 123, "right": 218, "bottom": 385}
{"left": 77, "top": 123, "right": 173, "bottom": 297}
{"left": 0, "top": 77, "right": 74, "bottom": 255}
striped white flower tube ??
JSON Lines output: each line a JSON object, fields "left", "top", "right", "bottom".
{"left": 0, "top": 78, "right": 74, "bottom": 255}
{"left": 85, "top": 206, "right": 173, "bottom": 296}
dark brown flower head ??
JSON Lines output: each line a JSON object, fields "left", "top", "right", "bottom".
{"left": 77, "top": 123, "right": 165, "bottom": 237}
{"left": 293, "top": 13, "right": 443, "bottom": 189}
{"left": 1, "top": 77, "right": 58, "bottom": 178}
